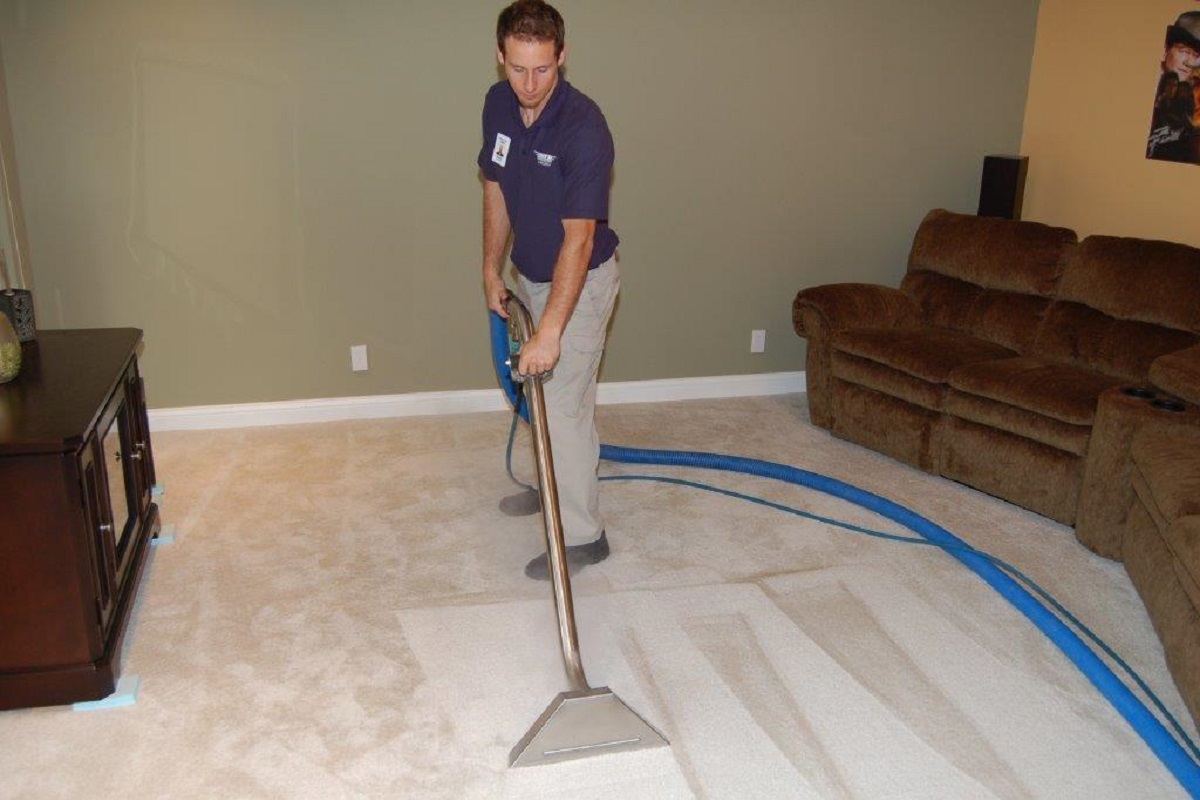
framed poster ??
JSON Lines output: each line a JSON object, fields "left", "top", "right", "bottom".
{"left": 1147, "top": 11, "right": 1200, "bottom": 164}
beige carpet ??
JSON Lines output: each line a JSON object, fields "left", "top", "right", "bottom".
{"left": 1, "top": 395, "right": 1196, "bottom": 798}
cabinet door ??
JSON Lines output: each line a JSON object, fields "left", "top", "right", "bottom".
{"left": 78, "top": 363, "right": 157, "bottom": 637}
{"left": 125, "top": 366, "right": 156, "bottom": 507}
{"left": 93, "top": 371, "right": 154, "bottom": 592}
{"left": 79, "top": 439, "right": 116, "bottom": 630}
{"left": 99, "top": 386, "right": 142, "bottom": 591}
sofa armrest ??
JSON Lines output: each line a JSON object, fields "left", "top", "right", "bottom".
{"left": 792, "top": 283, "right": 918, "bottom": 429}
{"left": 1150, "top": 343, "right": 1200, "bottom": 406}
{"left": 792, "top": 283, "right": 918, "bottom": 338}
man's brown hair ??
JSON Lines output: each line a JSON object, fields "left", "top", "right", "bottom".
{"left": 496, "top": 0, "right": 565, "bottom": 56}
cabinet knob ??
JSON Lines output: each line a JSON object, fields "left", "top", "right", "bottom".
{"left": 99, "top": 523, "right": 113, "bottom": 534}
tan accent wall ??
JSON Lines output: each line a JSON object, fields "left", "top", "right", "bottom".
{"left": 0, "top": 1, "right": 1038, "bottom": 408}
{"left": 1021, "top": 0, "right": 1199, "bottom": 245}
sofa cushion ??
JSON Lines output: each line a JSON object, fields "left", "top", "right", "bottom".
{"left": 947, "top": 355, "right": 1119, "bottom": 426}
{"left": 831, "top": 352, "right": 948, "bottom": 411}
{"left": 907, "top": 209, "right": 1075, "bottom": 295}
{"left": 962, "top": 289, "right": 1052, "bottom": 354}
{"left": 1058, "top": 235, "right": 1200, "bottom": 333}
{"left": 1034, "top": 302, "right": 1199, "bottom": 381}
{"left": 901, "top": 272, "right": 1050, "bottom": 352}
{"left": 1131, "top": 429, "right": 1200, "bottom": 522}
{"left": 834, "top": 328, "right": 1015, "bottom": 387}
{"left": 943, "top": 390, "right": 1091, "bottom": 455}
{"left": 901, "top": 271, "right": 983, "bottom": 332}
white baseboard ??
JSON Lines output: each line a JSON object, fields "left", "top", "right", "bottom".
{"left": 147, "top": 371, "right": 806, "bottom": 432}
{"left": 598, "top": 371, "right": 804, "bottom": 404}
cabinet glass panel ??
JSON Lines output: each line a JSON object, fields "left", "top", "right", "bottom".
{"left": 101, "top": 416, "right": 133, "bottom": 556}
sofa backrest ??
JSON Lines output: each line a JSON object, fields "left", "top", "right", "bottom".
{"left": 1033, "top": 235, "right": 1200, "bottom": 381}
{"left": 900, "top": 209, "right": 1077, "bottom": 352}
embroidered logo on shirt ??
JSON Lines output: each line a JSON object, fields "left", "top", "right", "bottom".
{"left": 534, "top": 150, "right": 557, "bottom": 167}
{"left": 492, "top": 133, "right": 511, "bottom": 167}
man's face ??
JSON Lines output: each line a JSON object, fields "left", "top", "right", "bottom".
{"left": 498, "top": 36, "right": 565, "bottom": 113}
{"left": 1164, "top": 42, "right": 1200, "bottom": 81}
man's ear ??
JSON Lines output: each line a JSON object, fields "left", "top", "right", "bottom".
{"left": 558, "top": 44, "right": 568, "bottom": 67}
{"left": 497, "top": 47, "right": 506, "bottom": 66}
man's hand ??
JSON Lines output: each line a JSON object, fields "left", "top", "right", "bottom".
{"left": 484, "top": 271, "right": 510, "bottom": 318}
{"left": 518, "top": 330, "right": 560, "bottom": 377}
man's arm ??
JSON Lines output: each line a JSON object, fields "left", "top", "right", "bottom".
{"left": 517, "top": 218, "right": 595, "bottom": 376}
{"left": 482, "top": 179, "right": 512, "bottom": 317}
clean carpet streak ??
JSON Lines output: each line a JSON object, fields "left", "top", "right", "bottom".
{"left": 0, "top": 395, "right": 1194, "bottom": 798}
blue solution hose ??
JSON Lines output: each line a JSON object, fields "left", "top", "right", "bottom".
{"left": 488, "top": 312, "right": 1200, "bottom": 795}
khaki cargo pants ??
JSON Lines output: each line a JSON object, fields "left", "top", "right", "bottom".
{"left": 518, "top": 255, "right": 620, "bottom": 546}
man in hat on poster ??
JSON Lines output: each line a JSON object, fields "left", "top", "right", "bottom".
{"left": 1148, "top": 10, "right": 1200, "bottom": 164}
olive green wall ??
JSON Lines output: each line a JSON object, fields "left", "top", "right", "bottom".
{"left": 0, "top": 1, "right": 1039, "bottom": 408}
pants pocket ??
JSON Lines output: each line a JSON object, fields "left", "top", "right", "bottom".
{"left": 564, "top": 261, "right": 619, "bottom": 357}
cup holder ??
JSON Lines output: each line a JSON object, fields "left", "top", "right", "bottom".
{"left": 1151, "top": 398, "right": 1187, "bottom": 413}
{"left": 1118, "top": 386, "right": 1190, "bottom": 412}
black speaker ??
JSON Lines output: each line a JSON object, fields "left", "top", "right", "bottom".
{"left": 977, "top": 154, "right": 1028, "bottom": 220}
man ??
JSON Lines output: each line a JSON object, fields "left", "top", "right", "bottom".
{"left": 478, "top": 0, "right": 620, "bottom": 580}
{"left": 1147, "top": 10, "right": 1200, "bottom": 164}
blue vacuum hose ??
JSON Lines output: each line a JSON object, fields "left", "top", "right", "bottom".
{"left": 488, "top": 312, "right": 1200, "bottom": 795}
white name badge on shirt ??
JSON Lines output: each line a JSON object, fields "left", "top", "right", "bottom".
{"left": 492, "top": 133, "right": 511, "bottom": 167}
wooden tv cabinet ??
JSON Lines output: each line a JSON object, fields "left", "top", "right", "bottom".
{"left": 0, "top": 328, "right": 160, "bottom": 709}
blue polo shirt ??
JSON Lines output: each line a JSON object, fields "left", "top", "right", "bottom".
{"left": 478, "top": 79, "right": 618, "bottom": 283}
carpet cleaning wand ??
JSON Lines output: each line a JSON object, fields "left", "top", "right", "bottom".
{"left": 501, "top": 293, "right": 669, "bottom": 768}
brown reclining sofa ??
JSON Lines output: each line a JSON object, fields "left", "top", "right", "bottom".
{"left": 792, "top": 208, "right": 1200, "bottom": 725}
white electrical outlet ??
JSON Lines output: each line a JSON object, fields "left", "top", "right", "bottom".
{"left": 350, "top": 344, "right": 369, "bottom": 372}
{"left": 750, "top": 329, "right": 766, "bottom": 353}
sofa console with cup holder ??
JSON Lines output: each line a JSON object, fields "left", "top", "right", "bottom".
{"left": 793, "top": 209, "right": 1200, "bottom": 723}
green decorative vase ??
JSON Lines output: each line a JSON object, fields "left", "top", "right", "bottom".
{"left": 0, "top": 312, "right": 21, "bottom": 383}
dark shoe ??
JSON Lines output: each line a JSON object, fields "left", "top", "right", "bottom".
{"left": 499, "top": 488, "right": 540, "bottom": 517}
{"left": 524, "top": 532, "right": 610, "bottom": 581}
